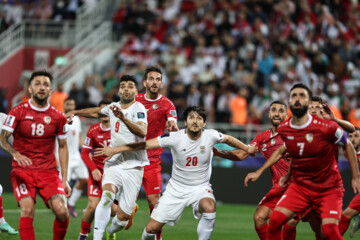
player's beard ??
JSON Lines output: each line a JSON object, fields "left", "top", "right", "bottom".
{"left": 33, "top": 92, "right": 49, "bottom": 106}
{"left": 147, "top": 84, "right": 160, "bottom": 95}
{"left": 290, "top": 104, "right": 309, "bottom": 118}
{"left": 270, "top": 118, "right": 281, "bottom": 127}
{"left": 120, "top": 93, "right": 135, "bottom": 104}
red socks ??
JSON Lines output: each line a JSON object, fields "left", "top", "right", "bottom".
{"left": 53, "top": 217, "right": 69, "bottom": 240}
{"left": 80, "top": 220, "right": 92, "bottom": 235}
{"left": 19, "top": 217, "right": 35, "bottom": 240}
{"left": 338, "top": 214, "right": 351, "bottom": 235}
{"left": 0, "top": 196, "right": 3, "bottom": 219}
{"left": 267, "top": 210, "right": 288, "bottom": 240}
{"left": 322, "top": 223, "right": 344, "bottom": 240}
{"left": 255, "top": 223, "right": 268, "bottom": 240}
{"left": 283, "top": 223, "right": 296, "bottom": 240}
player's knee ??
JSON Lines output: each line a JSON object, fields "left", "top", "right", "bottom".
{"left": 146, "top": 194, "right": 160, "bottom": 207}
{"left": 21, "top": 206, "right": 35, "bottom": 217}
{"left": 0, "top": 184, "right": 3, "bottom": 196}
{"left": 53, "top": 204, "right": 69, "bottom": 220}
{"left": 253, "top": 211, "right": 268, "bottom": 225}
{"left": 199, "top": 198, "right": 216, "bottom": 213}
{"left": 287, "top": 217, "right": 299, "bottom": 227}
{"left": 145, "top": 224, "right": 160, "bottom": 234}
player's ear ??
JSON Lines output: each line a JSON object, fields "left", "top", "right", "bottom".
{"left": 143, "top": 80, "right": 146, "bottom": 89}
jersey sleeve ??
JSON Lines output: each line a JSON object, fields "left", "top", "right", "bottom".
{"left": 250, "top": 134, "right": 261, "bottom": 146}
{"left": 100, "top": 104, "right": 111, "bottom": 116}
{"left": 327, "top": 121, "right": 347, "bottom": 146}
{"left": 82, "top": 129, "right": 93, "bottom": 149}
{"left": 2, "top": 107, "right": 22, "bottom": 133}
{"left": 134, "top": 103, "right": 147, "bottom": 124}
{"left": 207, "top": 129, "right": 224, "bottom": 144}
{"left": 166, "top": 101, "right": 177, "bottom": 122}
{"left": 57, "top": 116, "right": 68, "bottom": 139}
{"left": 157, "top": 132, "right": 177, "bottom": 148}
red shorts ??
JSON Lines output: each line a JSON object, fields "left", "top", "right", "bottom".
{"left": 87, "top": 176, "right": 102, "bottom": 198}
{"left": 302, "top": 205, "right": 321, "bottom": 222}
{"left": 258, "top": 187, "right": 287, "bottom": 210}
{"left": 277, "top": 183, "right": 343, "bottom": 219}
{"left": 348, "top": 194, "right": 360, "bottom": 211}
{"left": 143, "top": 160, "right": 162, "bottom": 195}
{"left": 10, "top": 169, "right": 65, "bottom": 208}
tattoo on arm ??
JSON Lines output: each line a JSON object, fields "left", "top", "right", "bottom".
{"left": 0, "top": 130, "right": 17, "bottom": 155}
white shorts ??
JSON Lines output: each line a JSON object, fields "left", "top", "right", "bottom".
{"left": 68, "top": 161, "right": 89, "bottom": 181}
{"left": 151, "top": 180, "right": 215, "bottom": 226}
{"left": 102, "top": 165, "right": 144, "bottom": 215}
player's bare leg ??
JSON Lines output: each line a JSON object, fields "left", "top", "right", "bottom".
{"left": 49, "top": 194, "right": 69, "bottom": 240}
{"left": 321, "top": 218, "right": 343, "bottom": 240}
{"left": 267, "top": 206, "right": 294, "bottom": 240}
{"left": 93, "top": 184, "right": 117, "bottom": 240}
{"left": 254, "top": 205, "right": 272, "bottom": 239}
{"left": 107, "top": 206, "right": 131, "bottom": 235}
{"left": 141, "top": 218, "right": 165, "bottom": 240}
{"left": 18, "top": 197, "right": 35, "bottom": 240}
{"left": 197, "top": 197, "right": 216, "bottom": 240}
{"left": 68, "top": 178, "right": 88, "bottom": 217}
{"left": 146, "top": 193, "right": 161, "bottom": 238}
{"left": 339, "top": 208, "right": 359, "bottom": 236}
{"left": 307, "top": 213, "right": 325, "bottom": 240}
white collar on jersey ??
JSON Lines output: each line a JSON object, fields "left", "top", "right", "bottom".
{"left": 270, "top": 130, "right": 278, "bottom": 138}
{"left": 28, "top": 99, "right": 50, "bottom": 112}
{"left": 100, "top": 123, "right": 111, "bottom": 131}
{"left": 290, "top": 113, "right": 312, "bottom": 129}
{"left": 144, "top": 94, "right": 162, "bottom": 102}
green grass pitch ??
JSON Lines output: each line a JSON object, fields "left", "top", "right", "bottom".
{"left": 0, "top": 193, "right": 355, "bottom": 239}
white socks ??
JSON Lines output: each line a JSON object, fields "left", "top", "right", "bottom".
{"left": 68, "top": 188, "right": 83, "bottom": 206}
{"left": 0, "top": 217, "right": 5, "bottom": 225}
{"left": 197, "top": 212, "right": 216, "bottom": 240}
{"left": 107, "top": 216, "right": 128, "bottom": 235}
{"left": 93, "top": 191, "right": 115, "bottom": 240}
{"left": 141, "top": 228, "right": 156, "bottom": 240}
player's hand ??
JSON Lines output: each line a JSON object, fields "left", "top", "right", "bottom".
{"left": 166, "top": 123, "right": 179, "bottom": 132}
{"left": 320, "top": 104, "right": 335, "bottom": 120}
{"left": 279, "top": 172, "right": 291, "bottom": 188}
{"left": 212, "top": 147, "right": 220, "bottom": 156}
{"left": 62, "top": 180, "right": 71, "bottom": 198}
{"left": 12, "top": 152, "right": 32, "bottom": 166}
{"left": 110, "top": 106, "right": 125, "bottom": 120}
{"left": 244, "top": 171, "right": 260, "bottom": 187}
{"left": 352, "top": 176, "right": 360, "bottom": 194}
{"left": 65, "top": 111, "right": 74, "bottom": 124}
{"left": 92, "top": 169, "right": 102, "bottom": 181}
{"left": 247, "top": 143, "right": 258, "bottom": 155}
{"left": 95, "top": 143, "right": 115, "bottom": 162}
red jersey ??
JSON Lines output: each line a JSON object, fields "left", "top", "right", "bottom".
{"left": 2, "top": 100, "right": 68, "bottom": 171}
{"left": 357, "top": 151, "right": 360, "bottom": 165}
{"left": 136, "top": 93, "right": 177, "bottom": 162}
{"left": 82, "top": 122, "right": 111, "bottom": 172}
{"left": 278, "top": 114, "right": 347, "bottom": 191}
{"left": 252, "top": 129, "right": 290, "bottom": 189}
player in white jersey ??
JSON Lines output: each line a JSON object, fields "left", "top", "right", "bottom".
{"left": 67, "top": 75, "right": 148, "bottom": 240}
{"left": 62, "top": 98, "right": 88, "bottom": 217}
{"left": 0, "top": 113, "right": 18, "bottom": 235}
{"left": 95, "top": 106, "right": 258, "bottom": 240}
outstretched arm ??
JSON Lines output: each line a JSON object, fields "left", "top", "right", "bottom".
{"left": 343, "top": 139, "right": 360, "bottom": 194}
{"left": 321, "top": 104, "right": 355, "bottom": 133}
{"left": 244, "top": 145, "right": 287, "bottom": 187}
{"left": 213, "top": 148, "right": 249, "bottom": 161}
{"left": 222, "top": 134, "right": 258, "bottom": 154}
{"left": 67, "top": 106, "right": 105, "bottom": 119}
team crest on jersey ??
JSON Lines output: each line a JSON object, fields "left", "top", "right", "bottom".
{"left": 271, "top": 138, "right": 276, "bottom": 146}
{"left": 200, "top": 146, "right": 205, "bottom": 154}
{"left": 5, "top": 115, "right": 15, "bottom": 127}
{"left": 44, "top": 116, "right": 51, "bottom": 125}
{"left": 170, "top": 110, "right": 177, "bottom": 117}
{"left": 152, "top": 104, "right": 158, "bottom": 110}
{"left": 305, "top": 133, "right": 313, "bottom": 143}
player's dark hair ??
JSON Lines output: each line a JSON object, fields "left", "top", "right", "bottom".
{"left": 290, "top": 83, "right": 313, "bottom": 99}
{"left": 311, "top": 96, "right": 325, "bottom": 104}
{"left": 119, "top": 75, "right": 137, "bottom": 86}
{"left": 183, "top": 106, "right": 207, "bottom": 122}
{"left": 355, "top": 127, "right": 360, "bottom": 132}
{"left": 143, "top": 66, "right": 162, "bottom": 81}
{"left": 29, "top": 70, "right": 53, "bottom": 84}
{"left": 270, "top": 100, "right": 287, "bottom": 109}
{"left": 64, "top": 97, "right": 75, "bottom": 103}
{"left": 98, "top": 99, "right": 112, "bottom": 107}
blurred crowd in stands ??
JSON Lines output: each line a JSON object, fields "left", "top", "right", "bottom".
{"left": 3, "top": 0, "right": 360, "bottom": 128}
{"left": 0, "top": 0, "right": 97, "bottom": 33}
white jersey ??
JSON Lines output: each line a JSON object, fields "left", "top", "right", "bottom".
{"left": 100, "top": 101, "right": 149, "bottom": 169}
{"left": 66, "top": 116, "right": 82, "bottom": 167}
{"left": 158, "top": 129, "right": 223, "bottom": 186}
{"left": 0, "top": 113, "right": 6, "bottom": 134}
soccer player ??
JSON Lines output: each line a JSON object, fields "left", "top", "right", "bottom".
{"left": 213, "top": 100, "right": 297, "bottom": 240}
{"left": 245, "top": 83, "right": 360, "bottom": 240}
{"left": 94, "top": 106, "right": 258, "bottom": 240}
{"left": 135, "top": 66, "right": 178, "bottom": 239}
{"left": 0, "top": 112, "right": 18, "bottom": 235}
{"left": 338, "top": 127, "right": 360, "bottom": 237}
{"left": 66, "top": 75, "right": 148, "bottom": 240}
{"left": 78, "top": 99, "right": 118, "bottom": 240}
{"left": 0, "top": 70, "right": 71, "bottom": 240}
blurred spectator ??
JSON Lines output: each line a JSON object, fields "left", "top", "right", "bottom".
{"left": 349, "top": 98, "right": 360, "bottom": 127}
{"left": 11, "top": 80, "right": 30, "bottom": 108}
{"left": 34, "top": 0, "right": 52, "bottom": 21}
{"left": 186, "top": 84, "right": 201, "bottom": 107}
{"left": 68, "top": 82, "right": 89, "bottom": 109}
{"left": 6, "top": 0, "right": 23, "bottom": 25}
{"left": 112, "top": 1, "right": 127, "bottom": 40}
{"left": 85, "top": 74, "right": 104, "bottom": 107}
{"left": 49, "top": 82, "right": 68, "bottom": 113}
{"left": 230, "top": 86, "right": 248, "bottom": 125}
{"left": 0, "top": 88, "right": 7, "bottom": 113}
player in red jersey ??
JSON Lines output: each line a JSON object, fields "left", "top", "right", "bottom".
{"left": 135, "top": 66, "right": 178, "bottom": 239}
{"left": 338, "top": 127, "right": 360, "bottom": 237}
{"left": 0, "top": 71, "right": 71, "bottom": 240}
{"left": 214, "top": 100, "right": 298, "bottom": 240}
{"left": 245, "top": 83, "right": 360, "bottom": 240}
{"left": 78, "top": 100, "right": 118, "bottom": 240}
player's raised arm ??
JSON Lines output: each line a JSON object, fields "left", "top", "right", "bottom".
{"left": 58, "top": 138, "right": 71, "bottom": 197}
{"left": 213, "top": 148, "right": 249, "bottom": 161}
{"left": 166, "top": 120, "right": 179, "bottom": 132}
{"left": 244, "top": 145, "right": 287, "bottom": 187}
{"left": 0, "top": 130, "right": 32, "bottom": 166}
{"left": 343, "top": 139, "right": 360, "bottom": 194}
{"left": 67, "top": 106, "right": 105, "bottom": 119}
{"left": 94, "top": 137, "right": 161, "bottom": 161}
{"left": 321, "top": 104, "right": 355, "bottom": 133}
{"left": 110, "top": 106, "right": 147, "bottom": 137}
{"left": 222, "top": 134, "right": 258, "bottom": 154}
